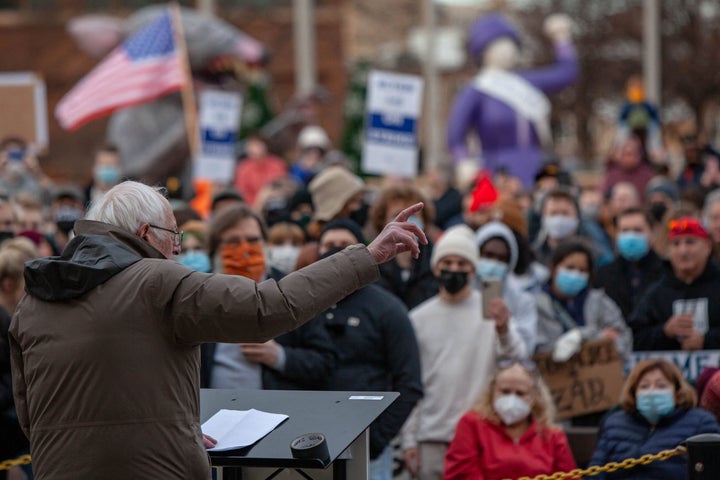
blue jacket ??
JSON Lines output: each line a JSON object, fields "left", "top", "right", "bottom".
{"left": 590, "top": 407, "right": 720, "bottom": 479}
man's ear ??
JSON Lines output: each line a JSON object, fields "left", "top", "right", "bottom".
{"left": 136, "top": 223, "right": 151, "bottom": 241}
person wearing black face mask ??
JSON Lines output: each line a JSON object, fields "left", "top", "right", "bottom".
{"left": 50, "top": 186, "right": 86, "bottom": 253}
{"left": 401, "top": 224, "right": 526, "bottom": 480}
{"left": 312, "top": 218, "right": 423, "bottom": 480}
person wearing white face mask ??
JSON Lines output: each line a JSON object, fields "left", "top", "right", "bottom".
{"left": 532, "top": 188, "right": 614, "bottom": 268}
{"left": 476, "top": 221, "right": 538, "bottom": 354}
{"left": 595, "top": 208, "right": 665, "bottom": 320}
{"left": 266, "top": 222, "right": 305, "bottom": 276}
{"left": 444, "top": 360, "right": 576, "bottom": 480}
{"left": 534, "top": 239, "right": 632, "bottom": 365}
{"left": 590, "top": 359, "right": 719, "bottom": 480}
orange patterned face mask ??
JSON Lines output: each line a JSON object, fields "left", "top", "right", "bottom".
{"left": 220, "top": 242, "right": 266, "bottom": 281}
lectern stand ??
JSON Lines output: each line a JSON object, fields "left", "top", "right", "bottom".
{"left": 200, "top": 389, "right": 399, "bottom": 480}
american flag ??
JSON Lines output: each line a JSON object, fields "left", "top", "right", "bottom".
{"left": 55, "top": 11, "right": 185, "bottom": 131}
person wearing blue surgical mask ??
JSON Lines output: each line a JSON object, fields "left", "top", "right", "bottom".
{"left": 534, "top": 239, "right": 632, "bottom": 366}
{"left": 88, "top": 144, "right": 123, "bottom": 204}
{"left": 176, "top": 221, "right": 211, "bottom": 273}
{"left": 595, "top": 207, "right": 665, "bottom": 320}
{"left": 476, "top": 221, "right": 538, "bottom": 354}
{"left": 590, "top": 359, "right": 719, "bottom": 480}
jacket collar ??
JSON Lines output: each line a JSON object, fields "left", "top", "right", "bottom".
{"left": 74, "top": 219, "right": 167, "bottom": 260}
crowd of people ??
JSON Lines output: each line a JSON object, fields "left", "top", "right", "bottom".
{"left": 4, "top": 121, "right": 720, "bottom": 480}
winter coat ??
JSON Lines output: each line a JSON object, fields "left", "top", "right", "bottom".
{"left": 444, "top": 412, "right": 576, "bottom": 480}
{"left": 629, "top": 261, "right": 720, "bottom": 351}
{"left": 590, "top": 407, "right": 720, "bottom": 479}
{"left": 595, "top": 250, "right": 667, "bottom": 320}
{"left": 535, "top": 288, "right": 632, "bottom": 362}
{"left": 9, "top": 219, "right": 378, "bottom": 480}
{"left": 376, "top": 242, "right": 438, "bottom": 310}
{"left": 320, "top": 284, "right": 423, "bottom": 458}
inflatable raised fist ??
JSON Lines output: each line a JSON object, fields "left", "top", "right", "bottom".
{"left": 447, "top": 13, "right": 579, "bottom": 188}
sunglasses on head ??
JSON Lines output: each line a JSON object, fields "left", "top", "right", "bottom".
{"left": 668, "top": 217, "right": 708, "bottom": 239}
{"left": 497, "top": 357, "right": 537, "bottom": 373}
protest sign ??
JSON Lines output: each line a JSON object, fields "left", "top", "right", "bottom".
{"left": 0, "top": 72, "right": 48, "bottom": 150}
{"left": 628, "top": 350, "right": 720, "bottom": 384}
{"left": 362, "top": 70, "right": 423, "bottom": 178}
{"left": 533, "top": 338, "right": 624, "bottom": 419}
{"left": 194, "top": 89, "right": 242, "bottom": 183}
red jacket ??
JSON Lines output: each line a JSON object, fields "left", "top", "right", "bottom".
{"left": 444, "top": 412, "right": 577, "bottom": 480}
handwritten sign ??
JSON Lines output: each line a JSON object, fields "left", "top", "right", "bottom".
{"left": 628, "top": 350, "right": 720, "bottom": 383}
{"left": 533, "top": 338, "right": 624, "bottom": 419}
{"left": 362, "top": 70, "right": 423, "bottom": 178}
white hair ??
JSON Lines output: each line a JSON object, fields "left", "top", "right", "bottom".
{"left": 85, "top": 181, "right": 170, "bottom": 234}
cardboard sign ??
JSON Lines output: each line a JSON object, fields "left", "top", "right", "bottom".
{"left": 0, "top": 72, "right": 48, "bottom": 150}
{"left": 628, "top": 350, "right": 720, "bottom": 383}
{"left": 533, "top": 338, "right": 624, "bottom": 419}
{"left": 194, "top": 89, "right": 242, "bottom": 183}
{"left": 361, "top": 70, "right": 423, "bottom": 178}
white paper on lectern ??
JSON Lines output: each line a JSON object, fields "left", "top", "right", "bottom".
{"left": 202, "top": 408, "right": 289, "bottom": 452}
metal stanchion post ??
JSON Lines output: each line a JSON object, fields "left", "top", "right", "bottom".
{"left": 686, "top": 433, "right": 720, "bottom": 479}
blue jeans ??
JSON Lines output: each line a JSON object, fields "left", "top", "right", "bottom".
{"left": 369, "top": 445, "right": 393, "bottom": 480}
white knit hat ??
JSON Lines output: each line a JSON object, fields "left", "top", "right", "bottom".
{"left": 431, "top": 224, "right": 479, "bottom": 269}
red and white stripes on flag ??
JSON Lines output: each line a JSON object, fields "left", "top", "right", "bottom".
{"left": 55, "top": 11, "right": 185, "bottom": 131}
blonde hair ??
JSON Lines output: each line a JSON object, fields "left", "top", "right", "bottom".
{"left": 0, "top": 244, "right": 32, "bottom": 284}
{"left": 1, "top": 237, "right": 38, "bottom": 262}
{"left": 474, "top": 363, "right": 557, "bottom": 430}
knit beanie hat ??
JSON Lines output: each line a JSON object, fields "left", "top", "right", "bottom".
{"left": 431, "top": 224, "right": 479, "bottom": 269}
{"left": 468, "top": 14, "right": 521, "bottom": 60}
{"left": 308, "top": 166, "right": 364, "bottom": 222}
{"left": 320, "top": 218, "right": 365, "bottom": 245}
{"left": 475, "top": 221, "right": 519, "bottom": 272}
{"left": 700, "top": 370, "right": 720, "bottom": 423}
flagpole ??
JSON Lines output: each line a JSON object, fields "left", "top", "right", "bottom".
{"left": 170, "top": 2, "right": 199, "bottom": 158}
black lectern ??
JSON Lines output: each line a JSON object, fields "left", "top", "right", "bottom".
{"left": 200, "top": 389, "right": 399, "bottom": 480}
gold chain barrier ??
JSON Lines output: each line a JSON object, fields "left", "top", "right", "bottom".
{"left": 0, "top": 454, "right": 31, "bottom": 471}
{"left": 506, "top": 445, "right": 687, "bottom": 480}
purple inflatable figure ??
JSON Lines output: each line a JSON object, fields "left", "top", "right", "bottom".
{"left": 447, "top": 13, "right": 579, "bottom": 188}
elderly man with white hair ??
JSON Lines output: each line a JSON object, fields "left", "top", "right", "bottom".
{"left": 9, "top": 181, "right": 426, "bottom": 480}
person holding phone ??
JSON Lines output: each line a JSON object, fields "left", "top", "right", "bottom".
{"left": 0, "top": 135, "right": 50, "bottom": 200}
{"left": 475, "top": 221, "right": 538, "bottom": 354}
{"left": 401, "top": 224, "right": 525, "bottom": 480}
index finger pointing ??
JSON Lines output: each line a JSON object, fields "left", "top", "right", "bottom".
{"left": 393, "top": 202, "right": 424, "bottom": 223}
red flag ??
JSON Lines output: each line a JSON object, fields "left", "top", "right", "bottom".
{"left": 55, "top": 11, "right": 184, "bottom": 131}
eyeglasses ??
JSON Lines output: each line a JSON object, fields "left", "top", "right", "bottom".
{"left": 497, "top": 357, "right": 537, "bottom": 373}
{"left": 148, "top": 224, "right": 183, "bottom": 246}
